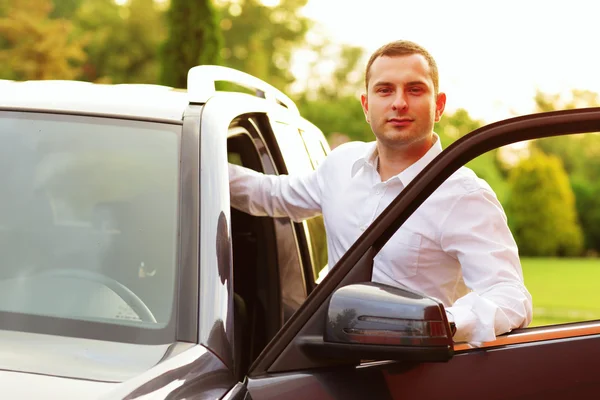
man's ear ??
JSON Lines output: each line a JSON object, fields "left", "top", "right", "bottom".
{"left": 361, "top": 93, "right": 369, "bottom": 123}
{"left": 435, "top": 92, "right": 446, "bottom": 122}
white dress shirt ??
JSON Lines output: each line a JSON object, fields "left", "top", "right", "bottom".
{"left": 228, "top": 134, "right": 533, "bottom": 344}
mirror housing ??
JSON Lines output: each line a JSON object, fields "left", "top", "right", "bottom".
{"left": 300, "top": 282, "right": 454, "bottom": 363}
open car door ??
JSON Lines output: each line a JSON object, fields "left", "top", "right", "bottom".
{"left": 242, "top": 108, "right": 600, "bottom": 400}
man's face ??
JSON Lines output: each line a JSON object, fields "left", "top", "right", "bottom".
{"left": 361, "top": 54, "right": 446, "bottom": 149}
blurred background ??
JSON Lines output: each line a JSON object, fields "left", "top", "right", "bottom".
{"left": 2, "top": 0, "right": 600, "bottom": 327}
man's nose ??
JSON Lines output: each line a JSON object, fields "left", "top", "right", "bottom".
{"left": 391, "top": 91, "right": 408, "bottom": 111}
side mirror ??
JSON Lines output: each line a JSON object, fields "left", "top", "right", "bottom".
{"left": 300, "top": 282, "right": 454, "bottom": 363}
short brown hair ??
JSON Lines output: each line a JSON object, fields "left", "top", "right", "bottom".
{"left": 364, "top": 40, "right": 439, "bottom": 95}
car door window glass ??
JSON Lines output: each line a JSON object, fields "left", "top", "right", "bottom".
{"left": 271, "top": 122, "right": 329, "bottom": 284}
{"left": 449, "top": 132, "right": 600, "bottom": 330}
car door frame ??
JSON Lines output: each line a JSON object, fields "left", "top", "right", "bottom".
{"left": 245, "top": 107, "right": 600, "bottom": 399}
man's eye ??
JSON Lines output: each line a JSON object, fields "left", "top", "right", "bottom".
{"left": 408, "top": 87, "right": 423, "bottom": 94}
{"left": 377, "top": 88, "right": 391, "bottom": 94}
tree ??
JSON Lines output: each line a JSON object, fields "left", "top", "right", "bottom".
{"left": 49, "top": 0, "right": 83, "bottom": 19}
{"left": 296, "top": 42, "right": 371, "bottom": 143}
{"left": 531, "top": 89, "right": 600, "bottom": 175}
{"left": 506, "top": 150, "right": 583, "bottom": 257}
{"left": 529, "top": 89, "right": 600, "bottom": 254}
{"left": 435, "top": 108, "right": 508, "bottom": 202}
{"left": 217, "top": 0, "right": 311, "bottom": 91}
{"left": 74, "top": 0, "right": 166, "bottom": 83}
{"left": 297, "top": 94, "right": 372, "bottom": 143}
{"left": 0, "top": 0, "right": 87, "bottom": 80}
{"left": 571, "top": 178, "right": 600, "bottom": 254}
{"left": 161, "top": 0, "right": 222, "bottom": 88}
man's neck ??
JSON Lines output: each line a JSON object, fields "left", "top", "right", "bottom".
{"left": 377, "top": 136, "right": 434, "bottom": 181}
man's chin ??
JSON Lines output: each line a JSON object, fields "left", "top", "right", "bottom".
{"left": 376, "top": 131, "right": 432, "bottom": 149}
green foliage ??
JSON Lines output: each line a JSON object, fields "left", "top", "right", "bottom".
{"left": 296, "top": 42, "right": 370, "bottom": 143}
{"left": 74, "top": 0, "right": 166, "bottom": 83}
{"left": 506, "top": 150, "right": 583, "bottom": 257}
{"left": 435, "top": 108, "right": 508, "bottom": 202}
{"left": 49, "top": 0, "right": 83, "bottom": 18}
{"left": 0, "top": 0, "right": 87, "bottom": 80}
{"left": 571, "top": 178, "right": 600, "bottom": 253}
{"left": 528, "top": 89, "right": 600, "bottom": 255}
{"left": 435, "top": 108, "right": 483, "bottom": 143}
{"left": 296, "top": 94, "right": 373, "bottom": 143}
{"left": 217, "top": 0, "right": 311, "bottom": 91}
{"left": 534, "top": 89, "right": 600, "bottom": 113}
{"left": 161, "top": 0, "right": 222, "bottom": 88}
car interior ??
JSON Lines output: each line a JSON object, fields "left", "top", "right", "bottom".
{"left": 227, "top": 130, "right": 283, "bottom": 379}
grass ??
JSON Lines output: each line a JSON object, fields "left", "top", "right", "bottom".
{"left": 521, "top": 257, "right": 600, "bottom": 326}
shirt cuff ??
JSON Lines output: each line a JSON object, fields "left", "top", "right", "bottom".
{"left": 446, "top": 304, "right": 495, "bottom": 345}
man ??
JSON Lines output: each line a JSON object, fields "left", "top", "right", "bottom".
{"left": 229, "top": 40, "right": 532, "bottom": 344}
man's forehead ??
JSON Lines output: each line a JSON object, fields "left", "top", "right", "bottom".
{"left": 369, "top": 54, "right": 432, "bottom": 86}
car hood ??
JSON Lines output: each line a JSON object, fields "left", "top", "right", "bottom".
{"left": 0, "top": 329, "right": 183, "bottom": 382}
{"left": 0, "top": 369, "right": 116, "bottom": 399}
{"left": 0, "top": 330, "right": 232, "bottom": 399}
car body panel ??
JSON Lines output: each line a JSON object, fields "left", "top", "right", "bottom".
{"left": 0, "top": 80, "right": 188, "bottom": 123}
{"left": 0, "top": 370, "right": 116, "bottom": 399}
{"left": 99, "top": 344, "right": 234, "bottom": 400}
{"left": 248, "top": 333, "right": 600, "bottom": 399}
{"left": 0, "top": 330, "right": 175, "bottom": 382}
{"left": 0, "top": 342, "right": 235, "bottom": 400}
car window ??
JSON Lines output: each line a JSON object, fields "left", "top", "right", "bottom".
{"left": 299, "top": 128, "right": 329, "bottom": 168}
{"left": 442, "top": 131, "right": 600, "bottom": 335}
{"left": 495, "top": 133, "right": 600, "bottom": 327}
{"left": 298, "top": 128, "right": 330, "bottom": 282}
{"left": 271, "top": 122, "right": 329, "bottom": 285}
{"left": 0, "top": 111, "right": 180, "bottom": 342}
{"left": 270, "top": 122, "right": 313, "bottom": 173}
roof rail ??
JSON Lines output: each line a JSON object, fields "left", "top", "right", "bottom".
{"left": 187, "top": 65, "right": 299, "bottom": 114}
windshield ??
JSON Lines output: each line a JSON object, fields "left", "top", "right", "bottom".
{"left": 0, "top": 111, "right": 180, "bottom": 344}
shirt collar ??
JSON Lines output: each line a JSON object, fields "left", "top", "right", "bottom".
{"left": 350, "top": 133, "right": 443, "bottom": 185}
{"left": 350, "top": 141, "right": 379, "bottom": 177}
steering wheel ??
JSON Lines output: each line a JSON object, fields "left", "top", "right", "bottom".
{"left": 34, "top": 268, "right": 157, "bottom": 323}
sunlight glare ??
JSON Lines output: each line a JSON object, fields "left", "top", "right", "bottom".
{"left": 261, "top": 0, "right": 281, "bottom": 7}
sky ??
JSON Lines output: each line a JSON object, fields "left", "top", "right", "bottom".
{"left": 294, "top": 0, "right": 600, "bottom": 123}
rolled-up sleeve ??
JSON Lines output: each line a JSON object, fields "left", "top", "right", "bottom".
{"left": 228, "top": 163, "right": 323, "bottom": 222}
{"left": 440, "top": 188, "right": 533, "bottom": 344}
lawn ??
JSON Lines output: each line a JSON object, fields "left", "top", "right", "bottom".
{"left": 521, "top": 257, "right": 600, "bottom": 326}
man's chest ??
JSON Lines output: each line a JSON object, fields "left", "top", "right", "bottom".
{"left": 321, "top": 175, "right": 443, "bottom": 245}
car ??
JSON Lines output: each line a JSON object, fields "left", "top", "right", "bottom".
{"left": 1, "top": 67, "right": 600, "bottom": 399}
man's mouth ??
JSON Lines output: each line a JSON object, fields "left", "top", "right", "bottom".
{"left": 387, "top": 117, "right": 413, "bottom": 127}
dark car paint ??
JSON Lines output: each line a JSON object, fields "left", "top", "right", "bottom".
{"left": 247, "top": 332, "right": 600, "bottom": 400}
{"left": 101, "top": 344, "right": 234, "bottom": 399}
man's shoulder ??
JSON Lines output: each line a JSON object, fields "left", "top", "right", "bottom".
{"left": 329, "top": 140, "right": 374, "bottom": 156}
{"left": 325, "top": 140, "right": 375, "bottom": 165}
{"left": 445, "top": 166, "right": 496, "bottom": 196}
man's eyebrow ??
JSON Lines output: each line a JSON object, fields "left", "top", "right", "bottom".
{"left": 406, "top": 81, "right": 428, "bottom": 87}
{"left": 372, "top": 81, "right": 394, "bottom": 88}
{"left": 372, "top": 80, "right": 428, "bottom": 88}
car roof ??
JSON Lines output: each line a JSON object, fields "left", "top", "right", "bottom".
{"left": 0, "top": 66, "right": 303, "bottom": 125}
{"left": 0, "top": 80, "right": 190, "bottom": 123}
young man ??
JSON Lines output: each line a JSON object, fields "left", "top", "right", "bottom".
{"left": 229, "top": 40, "right": 532, "bottom": 344}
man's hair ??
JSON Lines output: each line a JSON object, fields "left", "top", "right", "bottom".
{"left": 364, "top": 40, "right": 439, "bottom": 95}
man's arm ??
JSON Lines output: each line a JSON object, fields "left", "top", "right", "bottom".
{"left": 228, "top": 163, "right": 323, "bottom": 222}
{"left": 440, "top": 187, "right": 533, "bottom": 344}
